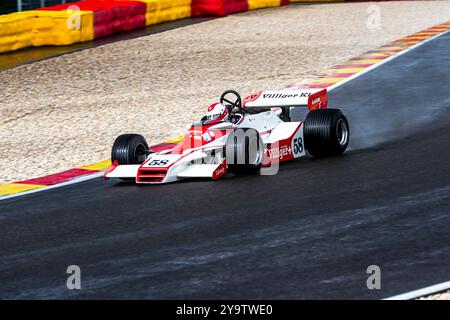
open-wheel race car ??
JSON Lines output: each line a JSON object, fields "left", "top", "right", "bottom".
{"left": 104, "top": 88, "right": 349, "bottom": 184}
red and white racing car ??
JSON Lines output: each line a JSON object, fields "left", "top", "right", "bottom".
{"left": 104, "top": 88, "right": 349, "bottom": 183}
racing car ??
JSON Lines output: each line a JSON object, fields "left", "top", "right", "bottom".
{"left": 104, "top": 88, "right": 349, "bottom": 183}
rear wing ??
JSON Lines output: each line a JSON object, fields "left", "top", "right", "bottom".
{"left": 243, "top": 88, "right": 328, "bottom": 111}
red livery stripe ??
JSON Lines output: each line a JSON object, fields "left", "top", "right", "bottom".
{"left": 149, "top": 142, "right": 179, "bottom": 153}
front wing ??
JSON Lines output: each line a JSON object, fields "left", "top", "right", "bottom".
{"left": 105, "top": 152, "right": 227, "bottom": 184}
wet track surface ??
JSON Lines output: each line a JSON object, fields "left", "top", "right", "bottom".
{"left": 1, "top": 32, "right": 450, "bottom": 299}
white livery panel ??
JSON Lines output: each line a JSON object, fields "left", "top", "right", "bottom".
{"left": 244, "top": 88, "right": 328, "bottom": 110}
{"left": 105, "top": 164, "right": 140, "bottom": 178}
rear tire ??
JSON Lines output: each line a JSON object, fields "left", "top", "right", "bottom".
{"left": 111, "top": 134, "right": 149, "bottom": 165}
{"left": 225, "top": 128, "right": 263, "bottom": 174}
{"left": 304, "top": 109, "right": 349, "bottom": 157}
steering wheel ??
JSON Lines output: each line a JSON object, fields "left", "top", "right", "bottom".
{"left": 220, "top": 90, "right": 242, "bottom": 113}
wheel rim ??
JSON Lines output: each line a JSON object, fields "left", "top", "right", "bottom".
{"left": 227, "top": 130, "right": 263, "bottom": 166}
{"left": 134, "top": 143, "right": 147, "bottom": 163}
{"left": 336, "top": 118, "right": 349, "bottom": 146}
{"left": 247, "top": 135, "right": 263, "bottom": 165}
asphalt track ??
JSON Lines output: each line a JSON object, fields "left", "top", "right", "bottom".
{"left": 1, "top": 31, "right": 450, "bottom": 300}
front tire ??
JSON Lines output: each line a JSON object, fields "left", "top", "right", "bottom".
{"left": 304, "top": 109, "right": 349, "bottom": 157}
{"left": 225, "top": 128, "right": 264, "bottom": 174}
{"left": 111, "top": 134, "right": 149, "bottom": 165}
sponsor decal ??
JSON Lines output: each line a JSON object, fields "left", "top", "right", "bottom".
{"left": 208, "top": 102, "right": 218, "bottom": 112}
{"left": 190, "top": 130, "right": 204, "bottom": 135}
{"left": 268, "top": 145, "right": 292, "bottom": 160}
{"left": 202, "top": 132, "right": 212, "bottom": 141}
{"left": 311, "top": 97, "right": 321, "bottom": 105}
{"left": 243, "top": 91, "right": 262, "bottom": 107}
{"left": 262, "top": 92, "right": 311, "bottom": 99}
{"left": 212, "top": 162, "right": 227, "bottom": 180}
{"left": 307, "top": 89, "right": 328, "bottom": 110}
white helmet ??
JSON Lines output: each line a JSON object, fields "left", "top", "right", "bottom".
{"left": 201, "top": 103, "right": 229, "bottom": 125}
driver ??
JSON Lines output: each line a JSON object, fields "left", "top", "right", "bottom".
{"left": 201, "top": 103, "right": 229, "bottom": 125}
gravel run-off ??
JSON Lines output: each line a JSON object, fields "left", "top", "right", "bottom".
{"left": 419, "top": 290, "right": 450, "bottom": 300}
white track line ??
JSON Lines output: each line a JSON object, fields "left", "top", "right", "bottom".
{"left": 384, "top": 281, "right": 450, "bottom": 300}
{"left": 1, "top": 29, "right": 449, "bottom": 202}
{"left": 0, "top": 172, "right": 103, "bottom": 201}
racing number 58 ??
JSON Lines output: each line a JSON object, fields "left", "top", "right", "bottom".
{"left": 293, "top": 137, "right": 303, "bottom": 155}
{"left": 148, "top": 159, "right": 169, "bottom": 166}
